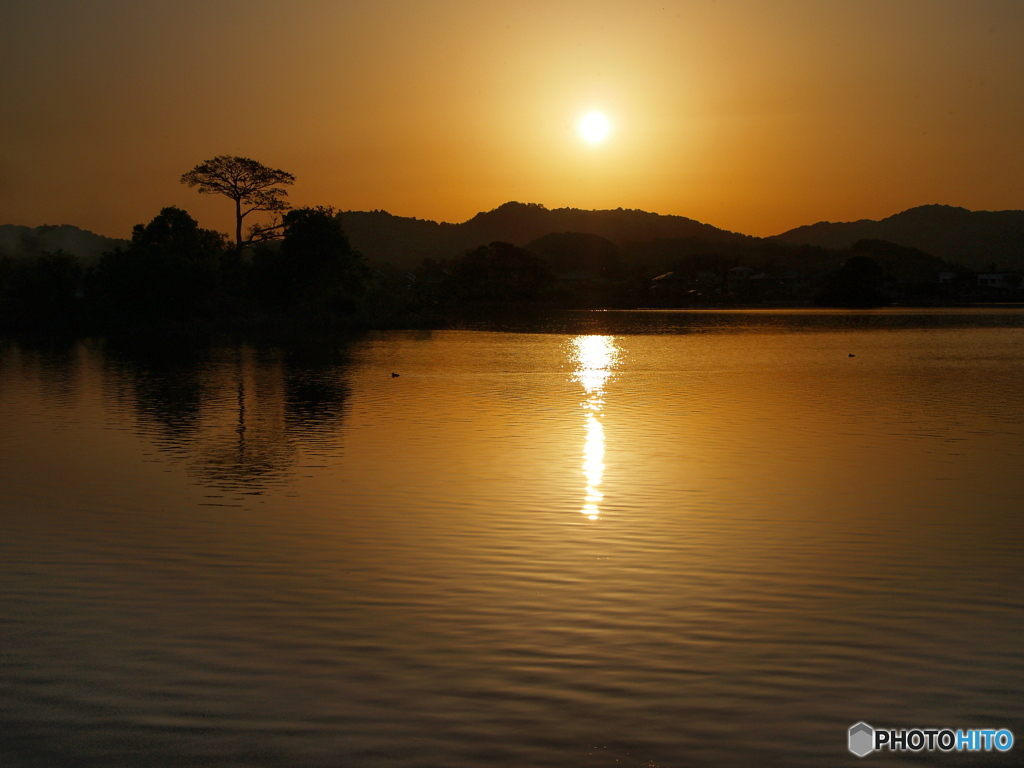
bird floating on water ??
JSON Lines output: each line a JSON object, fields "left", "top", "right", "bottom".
{"left": 391, "top": 372, "right": 400, "bottom": 377}
{"left": 848, "top": 354, "right": 856, "bottom": 357}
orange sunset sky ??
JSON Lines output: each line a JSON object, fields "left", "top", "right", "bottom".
{"left": 2, "top": 0, "right": 1023, "bottom": 239}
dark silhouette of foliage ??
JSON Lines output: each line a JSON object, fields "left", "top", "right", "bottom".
{"left": 253, "top": 207, "right": 367, "bottom": 312}
{"left": 850, "top": 239, "right": 946, "bottom": 281}
{"left": 0, "top": 250, "right": 82, "bottom": 320}
{"left": 816, "top": 255, "right": 888, "bottom": 307}
{"left": 181, "top": 156, "right": 295, "bottom": 251}
{"left": 94, "top": 207, "right": 226, "bottom": 319}
{"left": 0, "top": 257, "right": 9, "bottom": 308}
{"left": 447, "top": 241, "right": 553, "bottom": 303}
{"left": 848, "top": 239, "right": 949, "bottom": 301}
{"left": 525, "top": 232, "right": 624, "bottom": 279}
{"left": 521, "top": 233, "right": 640, "bottom": 307}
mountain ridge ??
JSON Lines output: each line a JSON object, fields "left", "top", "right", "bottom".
{"left": 4, "top": 202, "right": 1023, "bottom": 272}
{"left": 773, "top": 204, "right": 1024, "bottom": 270}
{"left": 340, "top": 201, "right": 752, "bottom": 269}
{"left": 0, "top": 224, "right": 128, "bottom": 264}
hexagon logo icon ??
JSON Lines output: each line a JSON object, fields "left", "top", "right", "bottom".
{"left": 849, "top": 722, "right": 874, "bottom": 757}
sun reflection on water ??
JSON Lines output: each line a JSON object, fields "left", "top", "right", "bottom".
{"left": 571, "top": 335, "right": 620, "bottom": 520}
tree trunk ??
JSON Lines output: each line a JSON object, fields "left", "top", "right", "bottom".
{"left": 225, "top": 196, "right": 243, "bottom": 282}
{"left": 234, "top": 197, "right": 243, "bottom": 252}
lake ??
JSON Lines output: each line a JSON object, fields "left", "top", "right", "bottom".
{"left": 2, "top": 309, "right": 1023, "bottom": 767}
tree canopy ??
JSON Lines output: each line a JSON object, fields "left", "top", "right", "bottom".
{"left": 95, "top": 206, "right": 226, "bottom": 318}
{"left": 254, "top": 206, "right": 368, "bottom": 312}
{"left": 180, "top": 156, "right": 295, "bottom": 251}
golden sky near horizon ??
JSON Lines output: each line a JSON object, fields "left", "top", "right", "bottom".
{"left": 2, "top": 0, "right": 1024, "bottom": 239}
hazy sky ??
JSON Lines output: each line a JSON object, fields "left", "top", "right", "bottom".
{"left": 3, "top": 0, "right": 1024, "bottom": 238}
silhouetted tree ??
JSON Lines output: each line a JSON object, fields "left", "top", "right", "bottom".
{"left": 95, "top": 207, "right": 226, "bottom": 318}
{"left": 180, "top": 156, "right": 295, "bottom": 252}
{"left": 253, "top": 207, "right": 367, "bottom": 312}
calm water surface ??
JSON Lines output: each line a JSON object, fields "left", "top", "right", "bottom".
{"left": 2, "top": 309, "right": 1023, "bottom": 767}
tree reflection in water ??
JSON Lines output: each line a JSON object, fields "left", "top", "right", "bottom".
{"left": 102, "top": 337, "right": 354, "bottom": 495}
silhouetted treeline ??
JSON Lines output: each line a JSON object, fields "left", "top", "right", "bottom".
{"left": 0, "top": 250, "right": 82, "bottom": 321}
{"left": 252, "top": 206, "right": 369, "bottom": 313}
{"left": 415, "top": 242, "right": 554, "bottom": 309}
{"left": 1, "top": 206, "right": 375, "bottom": 331}
{"left": 3, "top": 207, "right": 1023, "bottom": 334}
{"left": 94, "top": 206, "right": 226, "bottom": 318}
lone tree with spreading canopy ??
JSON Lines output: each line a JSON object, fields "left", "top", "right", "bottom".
{"left": 180, "top": 156, "right": 295, "bottom": 252}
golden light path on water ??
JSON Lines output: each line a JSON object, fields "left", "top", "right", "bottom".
{"left": 571, "top": 335, "right": 620, "bottom": 520}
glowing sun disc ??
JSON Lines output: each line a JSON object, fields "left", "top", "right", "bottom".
{"left": 579, "top": 111, "right": 611, "bottom": 144}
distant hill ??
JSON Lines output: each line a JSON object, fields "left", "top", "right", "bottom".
{"left": 773, "top": 205, "right": 1024, "bottom": 271}
{"left": 524, "top": 232, "right": 623, "bottom": 278}
{"left": 342, "top": 201, "right": 751, "bottom": 269}
{"left": 0, "top": 224, "right": 127, "bottom": 265}
{"left": 10, "top": 202, "right": 1023, "bottom": 276}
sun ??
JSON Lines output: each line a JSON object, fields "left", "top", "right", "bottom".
{"left": 578, "top": 111, "right": 611, "bottom": 145}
